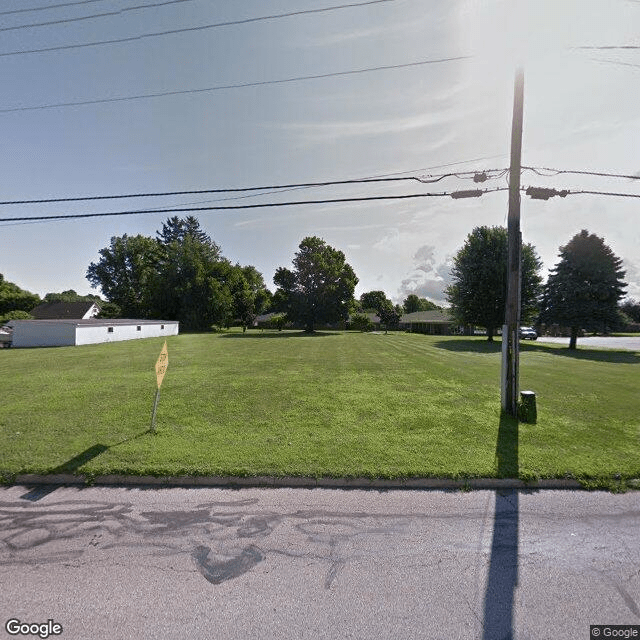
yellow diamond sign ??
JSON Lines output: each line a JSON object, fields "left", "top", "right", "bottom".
{"left": 155, "top": 341, "right": 168, "bottom": 389}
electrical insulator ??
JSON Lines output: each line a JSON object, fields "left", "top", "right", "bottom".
{"left": 450, "top": 189, "right": 483, "bottom": 199}
{"left": 525, "top": 187, "right": 569, "bottom": 200}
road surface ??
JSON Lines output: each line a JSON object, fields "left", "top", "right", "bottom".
{"left": 534, "top": 336, "right": 640, "bottom": 351}
{"left": 1, "top": 485, "right": 639, "bottom": 639}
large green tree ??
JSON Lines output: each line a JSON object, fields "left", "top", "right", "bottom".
{"left": 86, "top": 234, "right": 160, "bottom": 318}
{"left": 540, "top": 230, "right": 627, "bottom": 349}
{"left": 359, "top": 290, "right": 390, "bottom": 312}
{"left": 149, "top": 220, "right": 232, "bottom": 330}
{"left": 88, "top": 217, "right": 269, "bottom": 331}
{"left": 445, "top": 226, "right": 543, "bottom": 341}
{"left": 274, "top": 236, "right": 358, "bottom": 333}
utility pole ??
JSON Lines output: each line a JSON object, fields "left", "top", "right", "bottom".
{"left": 501, "top": 68, "right": 524, "bottom": 416}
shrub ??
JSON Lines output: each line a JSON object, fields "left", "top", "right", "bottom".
{"left": 350, "top": 314, "right": 374, "bottom": 332}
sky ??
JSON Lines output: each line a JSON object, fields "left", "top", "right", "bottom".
{"left": 0, "top": 0, "right": 638, "bottom": 306}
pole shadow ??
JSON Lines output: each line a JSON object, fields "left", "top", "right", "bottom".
{"left": 19, "top": 430, "right": 150, "bottom": 501}
{"left": 482, "top": 413, "right": 519, "bottom": 640}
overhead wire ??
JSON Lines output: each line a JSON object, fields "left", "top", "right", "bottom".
{"left": 0, "top": 0, "right": 109, "bottom": 15}
{"left": 0, "top": 0, "right": 395, "bottom": 54}
{"left": 0, "top": 188, "right": 510, "bottom": 224}
{"left": 1, "top": 164, "right": 635, "bottom": 209}
{"left": 0, "top": 174, "right": 445, "bottom": 206}
{"left": 0, "top": 0, "right": 201, "bottom": 31}
{"left": 523, "top": 166, "right": 640, "bottom": 180}
{"left": 0, "top": 56, "right": 471, "bottom": 114}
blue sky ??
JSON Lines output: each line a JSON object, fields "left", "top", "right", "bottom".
{"left": 0, "top": 0, "right": 638, "bottom": 305}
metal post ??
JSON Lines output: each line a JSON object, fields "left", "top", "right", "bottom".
{"left": 150, "top": 388, "right": 161, "bottom": 433}
{"left": 501, "top": 68, "right": 524, "bottom": 416}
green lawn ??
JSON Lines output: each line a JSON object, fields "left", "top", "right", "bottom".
{"left": 1, "top": 331, "right": 638, "bottom": 488}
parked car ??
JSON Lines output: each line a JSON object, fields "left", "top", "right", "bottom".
{"left": 519, "top": 326, "right": 537, "bottom": 340}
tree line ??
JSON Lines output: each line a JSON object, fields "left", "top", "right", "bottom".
{"left": 1, "top": 215, "right": 635, "bottom": 349}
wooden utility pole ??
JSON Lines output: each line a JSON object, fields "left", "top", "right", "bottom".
{"left": 501, "top": 68, "right": 524, "bottom": 416}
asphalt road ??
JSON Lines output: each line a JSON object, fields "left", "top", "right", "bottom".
{"left": 1, "top": 486, "right": 639, "bottom": 640}
{"left": 534, "top": 336, "right": 640, "bottom": 351}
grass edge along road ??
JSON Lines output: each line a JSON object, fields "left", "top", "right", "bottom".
{"left": 1, "top": 331, "right": 638, "bottom": 490}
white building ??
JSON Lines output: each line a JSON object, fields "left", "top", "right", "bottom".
{"left": 9, "top": 319, "right": 179, "bottom": 348}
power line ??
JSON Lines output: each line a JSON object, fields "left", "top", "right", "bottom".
{"left": 589, "top": 57, "right": 640, "bottom": 69}
{"left": 0, "top": 55, "right": 471, "bottom": 114}
{"left": 576, "top": 45, "right": 640, "bottom": 50}
{"left": 0, "top": 175, "right": 436, "bottom": 206}
{"left": 0, "top": 188, "right": 509, "bottom": 223}
{"left": 523, "top": 166, "right": 640, "bottom": 180}
{"left": 524, "top": 186, "right": 640, "bottom": 200}
{"left": 0, "top": 0, "right": 202, "bottom": 32}
{"left": 0, "top": 0, "right": 109, "bottom": 16}
{"left": 0, "top": 0, "right": 394, "bottom": 54}
{"left": 570, "top": 190, "right": 640, "bottom": 198}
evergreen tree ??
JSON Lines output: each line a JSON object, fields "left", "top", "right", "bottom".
{"left": 540, "top": 230, "right": 627, "bottom": 349}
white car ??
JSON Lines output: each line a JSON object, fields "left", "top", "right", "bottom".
{"left": 519, "top": 326, "right": 538, "bottom": 340}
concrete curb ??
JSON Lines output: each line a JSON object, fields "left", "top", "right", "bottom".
{"left": 7, "top": 473, "right": 615, "bottom": 491}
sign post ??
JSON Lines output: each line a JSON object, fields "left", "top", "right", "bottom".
{"left": 151, "top": 341, "right": 168, "bottom": 433}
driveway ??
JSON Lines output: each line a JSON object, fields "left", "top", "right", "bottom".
{"left": 534, "top": 335, "right": 640, "bottom": 351}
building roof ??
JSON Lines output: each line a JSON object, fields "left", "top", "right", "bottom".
{"left": 400, "top": 310, "right": 454, "bottom": 324}
{"left": 30, "top": 301, "right": 100, "bottom": 320}
{"left": 10, "top": 318, "right": 177, "bottom": 327}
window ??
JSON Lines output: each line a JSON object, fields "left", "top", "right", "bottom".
{"left": 137, "top": 326, "right": 141, "bottom": 331}
{"left": 107, "top": 327, "right": 114, "bottom": 333}
{"left": 161, "top": 325, "right": 164, "bottom": 330}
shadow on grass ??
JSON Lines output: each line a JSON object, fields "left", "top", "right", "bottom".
{"left": 434, "top": 338, "right": 640, "bottom": 363}
{"left": 433, "top": 339, "right": 502, "bottom": 354}
{"left": 19, "top": 430, "right": 151, "bottom": 502}
{"left": 482, "top": 412, "right": 520, "bottom": 640}
{"left": 221, "top": 331, "right": 341, "bottom": 339}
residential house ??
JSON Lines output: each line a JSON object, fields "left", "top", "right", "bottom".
{"left": 30, "top": 301, "right": 101, "bottom": 320}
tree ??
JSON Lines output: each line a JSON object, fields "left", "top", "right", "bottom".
{"left": 156, "top": 215, "right": 213, "bottom": 246}
{"left": 149, "top": 234, "right": 233, "bottom": 331}
{"left": 540, "top": 230, "right": 627, "bottom": 349}
{"left": 445, "top": 226, "right": 543, "bottom": 341}
{"left": 402, "top": 294, "right": 441, "bottom": 313}
{"left": 0, "top": 274, "right": 41, "bottom": 316}
{"left": 43, "top": 290, "right": 101, "bottom": 303}
{"left": 88, "top": 217, "right": 269, "bottom": 331}
{"left": 620, "top": 299, "right": 640, "bottom": 324}
{"left": 378, "top": 301, "right": 402, "bottom": 334}
{"left": 0, "top": 309, "right": 33, "bottom": 323}
{"left": 96, "top": 301, "right": 122, "bottom": 319}
{"left": 230, "top": 265, "right": 271, "bottom": 331}
{"left": 87, "top": 234, "right": 161, "bottom": 318}
{"left": 349, "top": 313, "right": 374, "bottom": 332}
{"left": 360, "top": 291, "right": 390, "bottom": 312}
{"left": 274, "top": 236, "right": 358, "bottom": 333}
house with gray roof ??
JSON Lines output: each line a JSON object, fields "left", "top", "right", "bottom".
{"left": 399, "top": 310, "right": 456, "bottom": 335}
{"left": 30, "top": 301, "right": 101, "bottom": 320}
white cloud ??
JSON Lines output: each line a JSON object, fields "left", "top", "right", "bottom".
{"left": 396, "top": 244, "right": 454, "bottom": 304}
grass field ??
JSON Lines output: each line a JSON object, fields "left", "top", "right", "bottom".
{"left": 1, "top": 331, "right": 638, "bottom": 488}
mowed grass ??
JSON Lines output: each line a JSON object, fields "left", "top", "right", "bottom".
{"left": 1, "top": 331, "right": 638, "bottom": 486}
